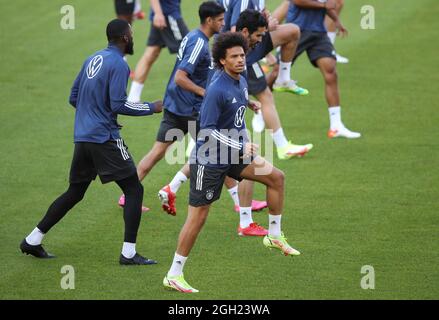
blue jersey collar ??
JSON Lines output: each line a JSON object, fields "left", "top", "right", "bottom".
{"left": 107, "top": 43, "right": 124, "bottom": 57}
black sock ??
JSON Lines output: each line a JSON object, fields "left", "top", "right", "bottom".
{"left": 116, "top": 174, "right": 144, "bottom": 243}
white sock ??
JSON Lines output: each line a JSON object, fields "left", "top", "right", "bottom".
{"left": 239, "top": 207, "right": 254, "bottom": 228}
{"left": 128, "top": 81, "right": 144, "bottom": 102}
{"left": 272, "top": 128, "right": 289, "bottom": 148}
{"left": 168, "top": 253, "right": 188, "bottom": 277}
{"left": 268, "top": 214, "right": 282, "bottom": 238}
{"left": 26, "top": 227, "right": 44, "bottom": 246}
{"left": 121, "top": 242, "right": 136, "bottom": 259}
{"left": 329, "top": 106, "right": 343, "bottom": 130}
{"left": 277, "top": 61, "right": 292, "bottom": 83}
{"left": 134, "top": 0, "right": 142, "bottom": 13}
{"left": 228, "top": 185, "right": 240, "bottom": 206}
{"left": 169, "top": 171, "right": 188, "bottom": 193}
{"left": 328, "top": 32, "right": 337, "bottom": 45}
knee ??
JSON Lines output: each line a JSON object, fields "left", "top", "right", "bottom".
{"left": 272, "top": 170, "right": 285, "bottom": 190}
{"left": 288, "top": 23, "right": 301, "bottom": 41}
{"left": 145, "top": 48, "right": 161, "bottom": 65}
{"left": 324, "top": 67, "right": 338, "bottom": 84}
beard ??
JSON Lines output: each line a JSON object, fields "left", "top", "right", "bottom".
{"left": 125, "top": 39, "right": 134, "bottom": 55}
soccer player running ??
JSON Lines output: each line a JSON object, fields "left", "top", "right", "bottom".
{"left": 118, "top": 2, "right": 226, "bottom": 215}
{"left": 128, "top": 0, "right": 189, "bottom": 102}
{"left": 287, "top": 0, "right": 361, "bottom": 138}
{"left": 163, "top": 32, "right": 300, "bottom": 293}
{"left": 20, "top": 19, "right": 163, "bottom": 265}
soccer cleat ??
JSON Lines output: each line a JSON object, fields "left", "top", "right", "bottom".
{"left": 238, "top": 223, "right": 268, "bottom": 236}
{"left": 20, "top": 239, "right": 55, "bottom": 259}
{"left": 263, "top": 233, "right": 301, "bottom": 256}
{"left": 234, "top": 200, "right": 267, "bottom": 213}
{"left": 252, "top": 112, "right": 265, "bottom": 133}
{"left": 134, "top": 10, "right": 146, "bottom": 20}
{"left": 336, "top": 53, "right": 349, "bottom": 64}
{"left": 119, "top": 253, "right": 157, "bottom": 265}
{"left": 328, "top": 127, "right": 361, "bottom": 139}
{"left": 163, "top": 274, "right": 199, "bottom": 293}
{"left": 158, "top": 185, "right": 177, "bottom": 216}
{"left": 118, "top": 194, "right": 150, "bottom": 213}
{"left": 273, "top": 80, "right": 309, "bottom": 96}
{"left": 277, "top": 142, "right": 313, "bottom": 160}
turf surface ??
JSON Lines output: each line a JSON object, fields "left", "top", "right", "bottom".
{"left": 0, "top": 0, "right": 438, "bottom": 299}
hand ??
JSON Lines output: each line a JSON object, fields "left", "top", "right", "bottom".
{"left": 153, "top": 14, "right": 167, "bottom": 29}
{"left": 243, "top": 142, "right": 259, "bottom": 158}
{"left": 248, "top": 100, "right": 261, "bottom": 114}
{"left": 153, "top": 100, "right": 163, "bottom": 113}
{"left": 325, "top": 0, "right": 337, "bottom": 11}
{"left": 268, "top": 16, "right": 279, "bottom": 32}
{"left": 335, "top": 21, "right": 348, "bottom": 37}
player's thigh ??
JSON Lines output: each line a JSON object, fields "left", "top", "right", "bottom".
{"left": 239, "top": 156, "right": 282, "bottom": 187}
{"left": 269, "top": 23, "right": 299, "bottom": 47}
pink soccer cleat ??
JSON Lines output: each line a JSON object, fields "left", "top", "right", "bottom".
{"left": 118, "top": 194, "right": 150, "bottom": 213}
{"left": 238, "top": 223, "right": 268, "bottom": 237}
{"left": 234, "top": 200, "right": 268, "bottom": 213}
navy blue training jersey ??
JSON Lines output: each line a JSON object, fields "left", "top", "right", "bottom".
{"left": 220, "top": 0, "right": 265, "bottom": 31}
{"left": 287, "top": 2, "right": 327, "bottom": 32}
{"left": 163, "top": 29, "right": 212, "bottom": 117}
{"left": 196, "top": 70, "right": 249, "bottom": 167}
{"left": 69, "top": 44, "right": 155, "bottom": 143}
{"left": 150, "top": 0, "right": 182, "bottom": 20}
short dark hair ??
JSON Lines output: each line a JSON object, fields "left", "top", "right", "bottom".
{"left": 212, "top": 32, "right": 248, "bottom": 69}
{"left": 199, "top": 1, "right": 225, "bottom": 24}
{"left": 106, "top": 19, "right": 130, "bottom": 43}
{"left": 235, "top": 9, "right": 268, "bottom": 34}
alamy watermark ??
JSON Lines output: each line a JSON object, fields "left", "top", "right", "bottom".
{"left": 60, "top": 265, "right": 75, "bottom": 290}
{"left": 360, "top": 265, "right": 375, "bottom": 290}
{"left": 361, "top": 5, "right": 375, "bottom": 30}
{"left": 60, "top": 5, "right": 75, "bottom": 30}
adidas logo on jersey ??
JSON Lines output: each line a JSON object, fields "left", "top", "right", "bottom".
{"left": 232, "top": 97, "right": 237, "bottom": 104}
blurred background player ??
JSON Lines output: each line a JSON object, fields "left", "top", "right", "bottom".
{"left": 287, "top": 0, "right": 360, "bottom": 138}
{"left": 114, "top": 0, "right": 145, "bottom": 25}
{"left": 325, "top": 0, "right": 348, "bottom": 63}
{"left": 128, "top": 0, "right": 189, "bottom": 102}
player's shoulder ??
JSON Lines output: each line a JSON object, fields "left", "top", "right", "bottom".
{"left": 186, "top": 29, "right": 208, "bottom": 46}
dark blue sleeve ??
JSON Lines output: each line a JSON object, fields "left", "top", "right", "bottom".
{"left": 69, "top": 63, "right": 85, "bottom": 108}
{"left": 230, "top": 0, "right": 249, "bottom": 29}
{"left": 178, "top": 36, "right": 206, "bottom": 76}
{"left": 109, "top": 62, "right": 156, "bottom": 116}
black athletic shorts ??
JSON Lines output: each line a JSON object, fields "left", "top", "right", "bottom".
{"left": 293, "top": 31, "right": 336, "bottom": 67}
{"left": 156, "top": 109, "right": 199, "bottom": 143}
{"left": 189, "top": 162, "right": 250, "bottom": 207}
{"left": 114, "top": 0, "right": 135, "bottom": 15}
{"left": 247, "top": 62, "right": 268, "bottom": 95}
{"left": 246, "top": 33, "right": 274, "bottom": 95}
{"left": 147, "top": 16, "right": 189, "bottom": 54}
{"left": 69, "top": 140, "right": 137, "bottom": 184}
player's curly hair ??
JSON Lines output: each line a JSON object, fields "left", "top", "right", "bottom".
{"left": 212, "top": 32, "right": 248, "bottom": 69}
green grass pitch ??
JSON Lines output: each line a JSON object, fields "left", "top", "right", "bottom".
{"left": 0, "top": 0, "right": 438, "bottom": 299}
